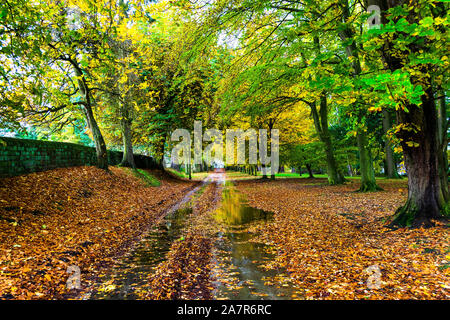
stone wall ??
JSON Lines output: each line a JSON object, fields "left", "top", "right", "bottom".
{"left": 0, "top": 137, "right": 157, "bottom": 178}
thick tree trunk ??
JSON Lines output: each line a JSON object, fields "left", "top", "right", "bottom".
{"left": 322, "top": 135, "right": 344, "bottom": 184}
{"left": 382, "top": 110, "right": 400, "bottom": 178}
{"left": 392, "top": 89, "right": 448, "bottom": 227}
{"left": 120, "top": 104, "right": 135, "bottom": 168}
{"left": 156, "top": 140, "right": 165, "bottom": 170}
{"left": 354, "top": 120, "right": 379, "bottom": 191}
{"left": 437, "top": 90, "right": 449, "bottom": 202}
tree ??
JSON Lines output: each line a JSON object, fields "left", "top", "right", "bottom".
{"left": 0, "top": 1, "right": 125, "bottom": 169}
{"left": 365, "top": 0, "right": 449, "bottom": 226}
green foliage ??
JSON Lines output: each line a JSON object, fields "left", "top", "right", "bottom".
{"left": 166, "top": 168, "right": 189, "bottom": 179}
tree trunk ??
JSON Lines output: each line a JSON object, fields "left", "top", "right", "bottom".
{"left": 306, "top": 164, "right": 314, "bottom": 178}
{"left": 310, "top": 97, "right": 345, "bottom": 185}
{"left": 156, "top": 140, "right": 165, "bottom": 170}
{"left": 346, "top": 155, "right": 353, "bottom": 177}
{"left": 347, "top": 164, "right": 353, "bottom": 177}
{"left": 437, "top": 89, "right": 449, "bottom": 203}
{"left": 356, "top": 128, "right": 380, "bottom": 192}
{"left": 392, "top": 88, "right": 448, "bottom": 227}
{"left": 261, "top": 163, "right": 268, "bottom": 179}
{"left": 188, "top": 163, "right": 192, "bottom": 180}
{"left": 73, "top": 65, "right": 108, "bottom": 170}
{"left": 120, "top": 104, "right": 135, "bottom": 168}
{"left": 267, "top": 121, "right": 276, "bottom": 180}
{"left": 83, "top": 105, "right": 108, "bottom": 170}
{"left": 382, "top": 110, "right": 399, "bottom": 178}
{"left": 307, "top": 37, "right": 345, "bottom": 185}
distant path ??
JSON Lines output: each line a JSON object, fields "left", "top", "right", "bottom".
{"left": 205, "top": 172, "right": 226, "bottom": 185}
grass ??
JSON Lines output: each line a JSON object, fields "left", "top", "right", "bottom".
{"left": 166, "top": 168, "right": 187, "bottom": 179}
{"left": 226, "top": 171, "right": 327, "bottom": 179}
{"left": 225, "top": 170, "right": 408, "bottom": 182}
{"left": 124, "top": 167, "right": 161, "bottom": 187}
{"left": 165, "top": 168, "right": 209, "bottom": 180}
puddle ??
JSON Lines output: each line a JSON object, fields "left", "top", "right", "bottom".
{"left": 212, "top": 186, "right": 297, "bottom": 300}
{"left": 91, "top": 206, "right": 193, "bottom": 299}
{"left": 215, "top": 188, "right": 273, "bottom": 225}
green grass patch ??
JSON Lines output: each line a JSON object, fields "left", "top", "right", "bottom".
{"left": 226, "top": 171, "right": 328, "bottom": 179}
{"left": 125, "top": 167, "right": 161, "bottom": 187}
{"left": 166, "top": 168, "right": 188, "bottom": 179}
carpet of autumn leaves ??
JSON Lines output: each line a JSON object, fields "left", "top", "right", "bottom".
{"left": 0, "top": 166, "right": 195, "bottom": 299}
{"left": 144, "top": 180, "right": 222, "bottom": 300}
{"left": 1, "top": 167, "right": 449, "bottom": 300}
{"left": 234, "top": 177, "right": 449, "bottom": 299}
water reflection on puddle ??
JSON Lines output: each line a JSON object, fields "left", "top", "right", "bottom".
{"left": 215, "top": 188, "right": 273, "bottom": 225}
{"left": 213, "top": 186, "right": 296, "bottom": 300}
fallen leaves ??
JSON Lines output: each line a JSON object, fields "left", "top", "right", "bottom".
{"left": 1, "top": 170, "right": 448, "bottom": 300}
{"left": 144, "top": 182, "right": 221, "bottom": 300}
{"left": 234, "top": 178, "right": 449, "bottom": 300}
{"left": 0, "top": 166, "right": 195, "bottom": 299}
